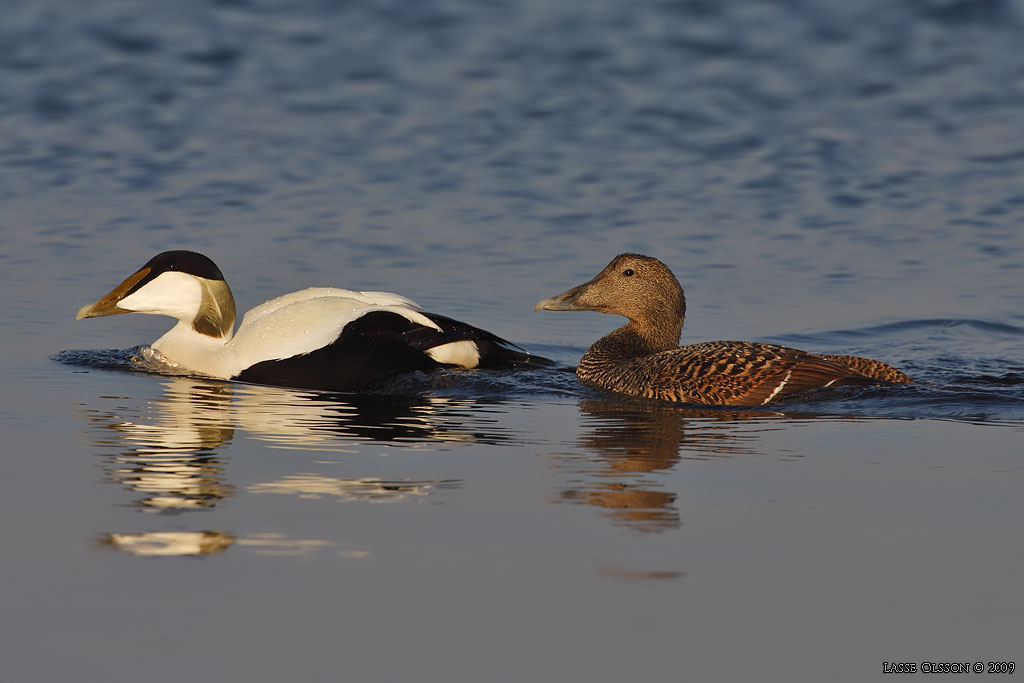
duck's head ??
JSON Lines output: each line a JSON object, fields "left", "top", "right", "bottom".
{"left": 535, "top": 253, "right": 686, "bottom": 346}
{"left": 76, "top": 250, "right": 236, "bottom": 338}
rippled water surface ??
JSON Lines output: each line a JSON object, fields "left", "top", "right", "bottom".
{"left": 2, "top": 1, "right": 1023, "bottom": 681}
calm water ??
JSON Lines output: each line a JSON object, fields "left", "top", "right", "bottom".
{"left": 2, "top": 0, "right": 1023, "bottom": 680}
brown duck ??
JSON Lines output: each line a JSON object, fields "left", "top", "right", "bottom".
{"left": 535, "top": 254, "right": 911, "bottom": 405}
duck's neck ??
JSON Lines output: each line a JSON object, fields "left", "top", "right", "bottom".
{"left": 630, "top": 316, "right": 683, "bottom": 353}
{"left": 151, "top": 321, "right": 233, "bottom": 377}
{"left": 583, "top": 318, "right": 682, "bottom": 364}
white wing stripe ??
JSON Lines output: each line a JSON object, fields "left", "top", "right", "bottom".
{"left": 762, "top": 370, "right": 793, "bottom": 405}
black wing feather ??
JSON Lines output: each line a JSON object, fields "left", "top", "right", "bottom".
{"left": 234, "top": 310, "right": 551, "bottom": 391}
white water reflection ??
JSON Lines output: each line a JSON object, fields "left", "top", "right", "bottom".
{"left": 100, "top": 530, "right": 368, "bottom": 559}
{"left": 75, "top": 376, "right": 521, "bottom": 510}
{"left": 236, "top": 533, "right": 368, "bottom": 559}
{"left": 73, "top": 375, "right": 879, "bottom": 562}
{"left": 248, "top": 474, "right": 460, "bottom": 502}
{"left": 231, "top": 383, "right": 488, "bottom": 451}
{"left": 75, "top": 381, "right": 236, "bottom": 511}
{"left": 100, "top": 531, "right": 236, "bottom": 557}
{"left": 75, "top": 377, "right": 510, "bottom": 556}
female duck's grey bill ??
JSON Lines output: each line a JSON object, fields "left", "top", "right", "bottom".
{"left": 75, "top": 267, "right": 151, "bottom": 320}
{"left": 534, "top": 284, "right": 589, "bottom": 312}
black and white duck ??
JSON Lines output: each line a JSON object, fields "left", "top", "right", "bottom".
{"left": 77, "top": 250, "right": 549, "bottom": 391}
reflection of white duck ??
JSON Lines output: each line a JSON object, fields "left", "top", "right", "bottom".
{"left": 102, "top": 531, "right": 236, "bottom": 557}
{"left": 77, "top": 250, "right": 549, "bottom": 391}
{"left": 91, "top": 379, "right": 235, "bottom": 510}
{"left": 92, "top": 376, "right": 488, "bottom": 456}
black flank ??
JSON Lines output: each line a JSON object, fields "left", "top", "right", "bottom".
{"left": 234, "top": 311, "right": 552, "bottom": 391}
{"left": 420, "top": 313, "right": 555, "bottom": 369}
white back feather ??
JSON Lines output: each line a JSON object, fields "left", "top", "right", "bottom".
{"left": 224, "top": 289, "right": 442, "bottom": 374}
{"left": 149, "top": 286, "right": 444, "bottom": 380}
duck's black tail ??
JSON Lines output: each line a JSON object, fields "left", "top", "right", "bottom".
{"left": 421, "top": 313, "right": 556, "bottom": 369}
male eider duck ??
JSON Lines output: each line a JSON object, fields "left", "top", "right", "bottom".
{"left": 77, "top": 250, "right": 550, "bottom": 391}
{"left": 535, "top": 253, "right": 911, "bottom": 405}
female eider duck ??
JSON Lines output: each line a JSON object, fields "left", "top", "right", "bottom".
{"left": 535, "top": 254, "right": 911, "bottom": 405}
{"left": 77, "top": 250, "right": 549, "bottom": 391}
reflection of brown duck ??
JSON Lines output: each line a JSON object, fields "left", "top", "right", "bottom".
{"left": 560, "top": 399, "right": 791, "bottom": 532}
{"left": 578, "top": 399, "right": 775, "bottom": 463}
{"left": 555, "top": 399, "right": 683, "bottom": 531}
{"left": 536, "top": 254, "right": 911, "bottom": 404}
{"left": 578, "top": 399, "right": 685, "bottom": 473}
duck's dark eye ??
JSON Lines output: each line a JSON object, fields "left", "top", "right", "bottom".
{"left": 623, "top": 269, "right": 635, "bottom": 277}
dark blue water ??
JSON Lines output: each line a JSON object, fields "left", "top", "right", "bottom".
{"left": 3, "top": 1, "right": 1023, "bottom": 681}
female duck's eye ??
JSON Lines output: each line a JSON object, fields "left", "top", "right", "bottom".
{"left": 623, "top": 269, "right": 635, "bottom": 277}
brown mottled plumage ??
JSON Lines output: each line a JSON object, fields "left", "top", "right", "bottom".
{"left": 535, "top": 254, "right": 911, "bottom": 406}
{"left": 817, "top": 354, "right": 911, "bottom": 384}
